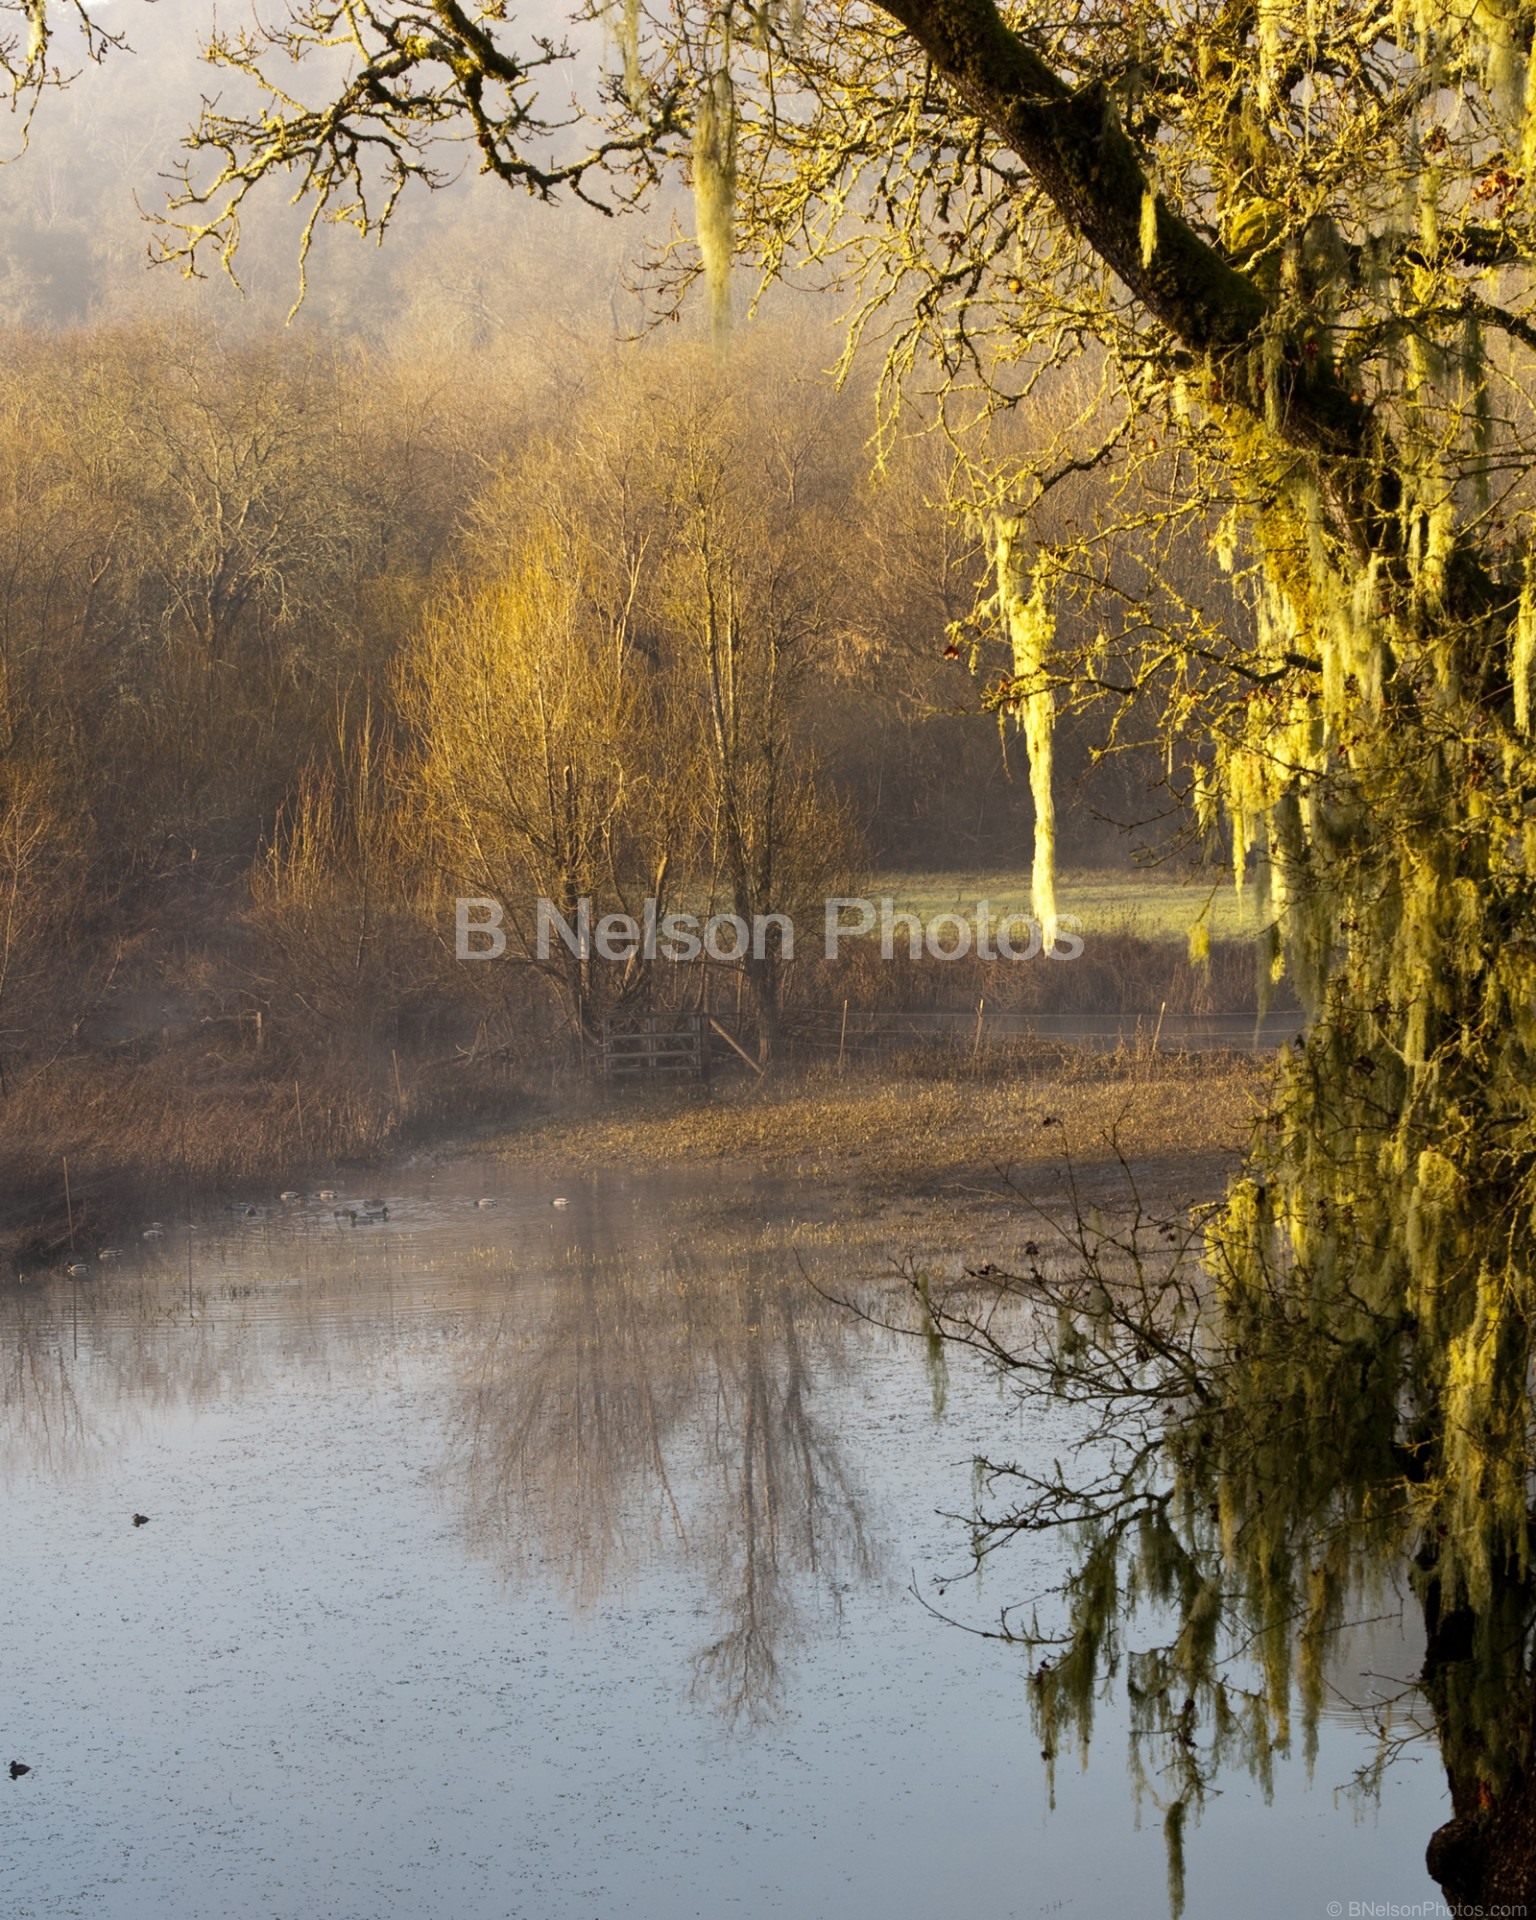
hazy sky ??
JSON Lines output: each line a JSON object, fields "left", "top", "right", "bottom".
{"left": 0, "top": 1, "right": 664, "bottom": 337}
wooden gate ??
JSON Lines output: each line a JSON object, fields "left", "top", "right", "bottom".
{"left": 600, "top": 1010, "right": 710, "bottom": 1082}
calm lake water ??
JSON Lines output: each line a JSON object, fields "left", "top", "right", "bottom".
{"left": 1, "top": 1158, "right": 1447, "bottom": 1918}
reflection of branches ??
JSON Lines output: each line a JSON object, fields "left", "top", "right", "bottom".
{"left": 449, "top": 1234, "right": 874, "bottom": 1722}
{"left": 454, "top": 1254, "right": 694, "bottom": 1608}
{"left": 692, "top": 1354, "right": 790, "bottom": 1723}
{"left": 0, "top": 1242, "right": 391, "bottom": 1479}
{"left": 823, "top": 1138, "right": 1470, "bottom": 1917}
{"left": 0, "top": 1304, "right": 92, "bottom": 1474}
{"left": 691, "top": 1275, "right": 872, "bottom": 1723}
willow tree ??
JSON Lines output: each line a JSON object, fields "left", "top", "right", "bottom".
{"left": 20, "top": 0, "right": 1536, "bottom": 1900}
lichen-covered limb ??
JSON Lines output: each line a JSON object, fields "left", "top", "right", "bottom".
{"left": 864, "top": 0, "right": 1401, "bottom": 566}
{"left": 871, "top": 0, "right": 1267, "bottom": 351}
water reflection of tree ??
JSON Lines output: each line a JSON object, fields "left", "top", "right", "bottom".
{"left": 0, "top": 1299, "right": 92, "bottom": 1475}
{"left": 908, "top": 1178, "right": 1536, "bottom": 1915}
{"left": 0, "top": 1241, "right": 417, "bottom": 1477}
{"left": 690, "top": 1269, "right": 870, "bottom": 1720}
{"left": 0, "top": 1285, "right": 242, "bottom": 1478}
{"left": 451, "top": 1238, "right": 873, "bottom": 1722}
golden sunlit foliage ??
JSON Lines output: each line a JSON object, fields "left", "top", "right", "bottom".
{"left": 10, "top": 1, "right": 1536, "bottom": 1893}
{"left": 137, "top": 0, "right": 1536, "bottom": 1899}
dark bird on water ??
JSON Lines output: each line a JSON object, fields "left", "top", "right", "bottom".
{"left": 132, "top": 1513, "right": 149, "bottom": 1527}
{"left": 9, "top": 1762, "right": 30, "bottom": 1779}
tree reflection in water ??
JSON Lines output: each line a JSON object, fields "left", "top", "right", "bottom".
{"left": 450, "top": 1232, "right": 873, "bottom": 1724}
{"left": 0, "top": 1185, "right": 1474, "bottom": 1897}
{"left": 904, "top": 1176, "right": 1535, "bottom": 1915}
{"left": 0, "top": 1301, "right": 92, "bottom": 1475}
{"left": 0, "top": 1212, "right": 879, "bottom": 1730}
{"left": 0, "top": 1276, "right": 295, "bottom": 1478}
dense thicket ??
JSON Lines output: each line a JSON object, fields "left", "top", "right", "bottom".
{"left": 0, "top": 313, "right": 1173, "bottom": 1098}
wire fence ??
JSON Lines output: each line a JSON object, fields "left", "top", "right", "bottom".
{"left": 776, "top": 1004, "right": 1299, "bottom": 1062}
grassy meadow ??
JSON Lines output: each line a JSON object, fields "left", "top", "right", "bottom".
{"left": 876, "top": 867, "right": 1264, "bottom": 946}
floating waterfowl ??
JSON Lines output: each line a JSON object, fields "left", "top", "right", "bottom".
{"left": 142, "top": 1226, "right": 163, "bottom": 1239}
{"left": 66, "top": 1262, "right": 89, "bottom": 1277}
{"left": 98, "top": 1247, "right": 122, "bottom": 1260}
{"left": 132, "top": 1513, "right": 149, "bottom": 1527}
{"left": 551, "top": 1197, "right": 570, "bottom": 1209}
{"left": 279, "top": 1191, "right": 301, "bottom": 1204}
{"left": 316, "top": 1189, "right": 337, "bottom": 1201}
{"left": 474, "top": 1198, "right": 495, "bottom": 1209}
{"left": 8, "top": 1762, "right": 29, "bottom": 1780}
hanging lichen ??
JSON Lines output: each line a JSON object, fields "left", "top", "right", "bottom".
{"left": 693, "top": 67, "right": 737, "bottom": 349}
{"left": 622, "top": 0, "right": 644, "bottom": 108}
{"left": 600, "top": 0, "right": 645, "bottom": 108}
{"left": 1514, "top": 571, "right": 1536, "bottom": 735}
{"left": 848, "top": 0, "right": 1536, "bottom": 1893}
{"left": 994, "top": 517, "right": 1058, "bottom": 951}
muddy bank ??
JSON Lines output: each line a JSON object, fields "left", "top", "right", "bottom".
{"left": 492, "top": 1047, "right": 1266, "bottom": 1208}
{"left": 2, "top": 1040, "right": 1267, "bottom": 1279}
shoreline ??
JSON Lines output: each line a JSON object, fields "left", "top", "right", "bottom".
{"left": 3, "top": 1046, "right": 1267, "bottom": 1279}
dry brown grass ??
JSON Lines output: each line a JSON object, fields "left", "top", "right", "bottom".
{"left": 501, "top": 1046, "right": 1269, "bottom": 1202}
{"left": 0, "top": 1037, "right": 522, "bottom": 1268}
{"left": 0, "top": 1017, "right": 1270, "bottom": 1275}
{"left": 778, "top": 930, "right": 1265, "bottom": 1021}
